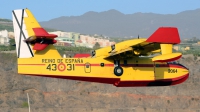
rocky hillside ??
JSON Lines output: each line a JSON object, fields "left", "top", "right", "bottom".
{"left": 0, "top": 52, "right": 200, "bottom": 112}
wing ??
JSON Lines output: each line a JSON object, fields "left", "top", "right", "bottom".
{"left": 103, "top": 27, "right": 181, "bottom": 62}
{"left": 104, "top": 41, "right": 160, "bottom": 59}
{"left": 32, "top": 28, "right": 57, "bottom": 38}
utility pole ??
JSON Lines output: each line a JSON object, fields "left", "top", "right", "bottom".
{"left": 27, "top": 93, "right": 30, "bottom": 112}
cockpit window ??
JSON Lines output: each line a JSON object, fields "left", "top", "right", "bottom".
{"left": 167, "top": 61, "right": 178, "bottom": 64}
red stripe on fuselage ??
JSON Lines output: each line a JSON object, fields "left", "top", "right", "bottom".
{"left": 75, "top": 64, "right": 114, "bottom": 66}
{"left": 18, "top": 64, "right": 45, "bottom": 66}
{"left": 18, "top": 63, "right": 187, "bottom": 70}
{"left": 75, "top": 63, "right": 172, "bottom": 68}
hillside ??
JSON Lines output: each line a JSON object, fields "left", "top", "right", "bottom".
{"left": 0, "top": 52, "right": 200, "bottom": 112}
{"left": 40, "top": 8, "right": 200, "bottom": 38}
{"left": 0, "top": 18, "right": 58, "bottom": 32}
{"left": 0, "top": 18, "right": 13, "bottom": 31}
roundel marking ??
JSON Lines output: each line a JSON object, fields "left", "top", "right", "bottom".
{"left": 58, "top": 63, "right": 66, "bottom": 71}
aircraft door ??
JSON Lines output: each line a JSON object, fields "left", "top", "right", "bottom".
{"left": 84, "top": 62, "right": 91, "bottom": 73}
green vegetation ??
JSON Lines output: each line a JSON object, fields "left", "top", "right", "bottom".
{"left": 22, "top": 102, "right": 29, "bottom": 108}
{"left": 0, "top": 25, "right": 13, "bottom": 32}
{"left": 0, "top": 42, "right": 93, "bottom": 55}
{"left": 0, "top": 45, "right": 10, "bottom": 51}
{"left": 182, "top": 49, "right": 200, "bottom": 56}
{"left": 93, "top": 42, "right": 100, "bottom": 50}
{"left": 55, "top": 46, "right": 92, "bottom": 56}
{"left": 167, "top": 100, "right": 170, "bottom": 104}
{"left": 0, "top": 18, "right": 12, "bottom": 22}
{"left": 1, "top": 35, "right": 200, "bottom": 57}
{"left": 0, "top": 25, "right": 58, "bottom": 32}
{"left": 0, "top": 25, "right": 57, "bottom": 32}
{"left": 55, "top": 46, "right": 93, "bottom": 56}
{"left": 8, "top": 38, "right": 16, "bottom": 50}
{"left": 182, "top": 37, "right": 199, "bottom": 43}
{"left": 0, "top": 18, "right": 13, "bottom": 31}
{"left": 0, "top": 39, "right": 16, "bottom": 51}
{"left": 0, "top": 18, "right": 58, "bottom": 32}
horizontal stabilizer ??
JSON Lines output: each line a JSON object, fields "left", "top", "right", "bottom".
{"left": 33, "top": 28, "right": 57, "bottom": 38}
{"left": 152, "top": 53, "right": 182, "bottom": 62}
{"left": 33, "top": 43, "right": 48, "bottom": 50}
{"left": 146, "top": 27, "right": 180, "bottom": 44}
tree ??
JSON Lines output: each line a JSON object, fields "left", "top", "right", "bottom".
{"left": 9, "top": 38, "right": 16, "bottom": 50}
{"left": 93, "top": 42, "right": 100, "bottom": 50}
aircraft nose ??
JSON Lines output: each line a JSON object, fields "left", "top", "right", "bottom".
{"left": 169, "top": 63, "right": 189, "bottom": 86}
{"left": 178, "top": 63, "right": 189, "bottom": 70}
{"left": 169, "top": 63, "right": 189, "bottom": 75}
{"left": 177, "top": 63, "right": 189, "bottom": 75}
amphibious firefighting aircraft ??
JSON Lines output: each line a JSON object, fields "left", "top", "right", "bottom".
{"left": 12, "top": 8, "right": 189, "bottom": 87}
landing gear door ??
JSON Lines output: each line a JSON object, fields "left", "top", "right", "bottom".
{"left": 84, "top": 62, "right": 91, "bottom": 73}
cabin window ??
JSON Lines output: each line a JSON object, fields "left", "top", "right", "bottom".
{"left": 100, "top": 63, "right": 104, "bottom": 67}
{"left": 84, "top": 63, "right": 91, "bottom": 73}
{"left": 86, "top": 65, "right": 89, "bottom": 68}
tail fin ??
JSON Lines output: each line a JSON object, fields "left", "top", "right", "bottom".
{"left": 12, "top": 9, "right": 60, "bottom": 58}
{"left": 12, "top": 9, "right": 35, "bottom": 58}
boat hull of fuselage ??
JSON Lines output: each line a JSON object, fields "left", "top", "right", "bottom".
{"left": 18, "top": 58, "right": 189, "bottom": 87}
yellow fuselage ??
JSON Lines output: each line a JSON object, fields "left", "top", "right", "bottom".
{"left": 18, "top": 56, "right": 189, "bottom": 87}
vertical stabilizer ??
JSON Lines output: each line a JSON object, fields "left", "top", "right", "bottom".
{"left": 12, "top": 9, "right": 60, "bottom": 58}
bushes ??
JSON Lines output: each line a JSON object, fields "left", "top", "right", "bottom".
{"left": 0, "top": 45, "right": 10, "bottom": 51}
{"left": 56, "top": 46, "right": 92, "bottom": 53}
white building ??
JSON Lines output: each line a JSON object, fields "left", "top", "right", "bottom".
{"left": 49, "top": 31, "right": 70, "bottom": 37}
{"left": 0, "top": 30, "right": 9, "bottom": 45}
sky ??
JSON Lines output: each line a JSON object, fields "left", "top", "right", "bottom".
{"left": 0, "top": 0, "right": 200, "bottom": 21}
